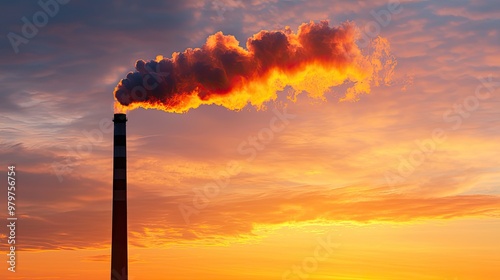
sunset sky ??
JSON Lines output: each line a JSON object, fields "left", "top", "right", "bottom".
{"left": 1, "top": 0, "right": 500, "bottom": 279}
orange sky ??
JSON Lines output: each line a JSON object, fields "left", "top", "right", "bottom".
{"left": 1, "top": 0, "right": 500, "bottom": 279}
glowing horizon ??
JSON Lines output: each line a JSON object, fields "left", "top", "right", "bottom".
{"left": 1, "top": 0, "right": 500, "bottom": 279}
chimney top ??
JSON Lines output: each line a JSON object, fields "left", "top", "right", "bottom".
{"left": 113, "top": 113, "right": 127, "bottom": 123}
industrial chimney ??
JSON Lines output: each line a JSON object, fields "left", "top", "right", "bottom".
{"left": 111, "top": 113, "right": 128, "bottom": 279}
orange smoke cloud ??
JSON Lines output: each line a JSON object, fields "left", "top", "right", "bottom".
{"left": 113, "top": 20, "right": 396, "bottom": 113}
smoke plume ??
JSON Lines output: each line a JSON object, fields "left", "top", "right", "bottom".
{"left": 113, "top": 20, "right": 396, "bottom": 113}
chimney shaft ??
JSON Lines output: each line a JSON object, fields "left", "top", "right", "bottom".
{"left": 111, "top": 113, "right": 128, "bottom": 279}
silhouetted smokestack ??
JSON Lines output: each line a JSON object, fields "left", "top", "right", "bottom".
{"left": 111, "top": 113, "right": 128, "bottom": 279}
